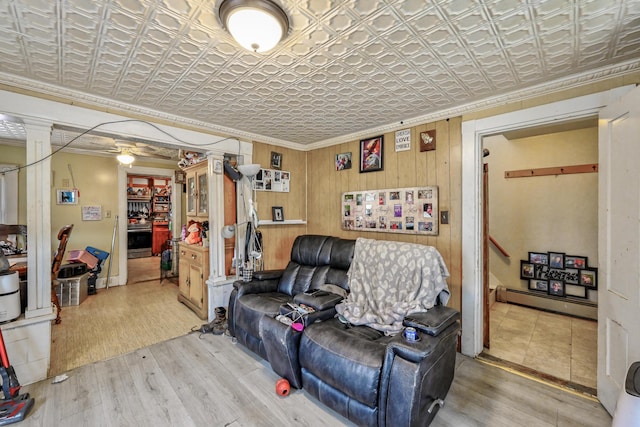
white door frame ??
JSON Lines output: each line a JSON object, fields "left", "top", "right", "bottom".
{"left": 460, "top": 86, "right": 634, "bottom": 357}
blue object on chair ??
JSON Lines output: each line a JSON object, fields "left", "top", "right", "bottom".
{"left": 86, "top": 246, "right": 109, "bottom": 262}
{"left": 85, "top": 246, "right": 109, "bottom": 296}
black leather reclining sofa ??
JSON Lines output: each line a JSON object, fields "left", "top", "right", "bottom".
{"left": 227, "top": 235, "right": 460, "bottom": 427}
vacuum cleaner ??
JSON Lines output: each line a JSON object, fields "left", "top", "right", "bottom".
{"left": 0, "top": 253, "right": 33, "bottom": 425}
{"left": 0, "top": 327, "right": 34, "bottom": 425}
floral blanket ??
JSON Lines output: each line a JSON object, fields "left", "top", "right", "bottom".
{"left": 336, "top": 238, "right": 450, "bottom": 335}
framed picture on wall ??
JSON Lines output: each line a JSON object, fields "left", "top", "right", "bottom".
{"left": 272, "top": 206, "right": 284, "bottom": 222}
{"left": 521, "top": 261, "right": 535, "bottom": 279}
{"left": 529, "top": 252, "right": 548, "bottom": 265}
{"left": 548, "top": 252, "right": 565, "bottom": 269}
{"left": 529, "top": 279, "right": 548, "bottom": 292}
{"left": 565, "top": 284, "right": 588, "bottom": 298}
{"left": 548, "top": 280, "right": 565, "bottom": 296}
{"left": 360, "top": 135, "right": 383, "bottom": 173}
{"left": 56, "top": 189, "right": 78, "bottom": 205}
{"left": 565, "top": 255, "right": 587, "bottom": 269}
{"left": 335, "top": 152, "right": 352, "bottom": 170}
{"left": 579, "top": 268, "right": 598, "bottom": 288}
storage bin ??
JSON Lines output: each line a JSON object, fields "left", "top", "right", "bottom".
{"left": 66, "top": 250, "right": 99, "bottom": 269}
{"left": 55, "top": 273, "right": 89, "bottom": 306}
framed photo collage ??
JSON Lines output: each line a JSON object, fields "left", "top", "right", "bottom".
{"left": 341, "top": 186, "right": 438, "bottom": 236}
{"left": 520, "top": 251, "right": 597, "bottom": 299}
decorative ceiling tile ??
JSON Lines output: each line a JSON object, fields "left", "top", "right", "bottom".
{"left": 0, "top": 0, "right": 638, "bottom": 146}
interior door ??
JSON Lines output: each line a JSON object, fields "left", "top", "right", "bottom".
{"left": 598, "top": 85, "right": 640, "bottom": 414}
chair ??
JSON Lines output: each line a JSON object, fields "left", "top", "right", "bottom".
{"left": 51, "top": 224, "right": 73, "bottom": 324}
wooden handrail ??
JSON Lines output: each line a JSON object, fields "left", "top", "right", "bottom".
{"left": 489, "top": 235, "right": 510, "bottom": 258}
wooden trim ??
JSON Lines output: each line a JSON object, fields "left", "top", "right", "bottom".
{"left": 504, "top": 163, "right": 598, "bottom": 179}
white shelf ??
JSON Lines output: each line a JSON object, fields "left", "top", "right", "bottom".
{"left": 258, "top": 219, "right": 307, "bottom": 226}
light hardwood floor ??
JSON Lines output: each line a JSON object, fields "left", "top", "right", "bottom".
{"left": 25, "top": 332, "right": 611, "bottom": 427}
{"left": 50, "top": 272, "right": 202, "bottom": 377}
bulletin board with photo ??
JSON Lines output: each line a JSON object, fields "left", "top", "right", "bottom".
{"left": 341, "top": 186, "right": 439, "bottom": 235}
{"left": 253, "top": 168, "right": 290, "bottom": 193}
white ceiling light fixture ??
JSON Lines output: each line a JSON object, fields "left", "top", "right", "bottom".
{"left": 219, "top": 0, "right": 289, "bottom": 53}
{"left": 117, "top": 150, "right": 135, "bottom": 166}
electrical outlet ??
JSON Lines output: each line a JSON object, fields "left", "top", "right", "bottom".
{"left": 62, "top": 178, "right": 70, "bottom": 187}
{"left": 105, "top": 210, "right": 111, "bottom": 218}
{"left": 440, "top": 211, "right": 449, "bottom": 224}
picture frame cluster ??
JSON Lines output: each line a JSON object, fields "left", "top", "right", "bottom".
{"left": 520, "top": 251, "right": 596, "bottom": 299}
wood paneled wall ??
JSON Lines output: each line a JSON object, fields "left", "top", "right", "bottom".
{"left": 252, "top": 117, "right": 463, "bottom": 312}
{"left": 251, "top": 142, "right": 307, "bottom": 270}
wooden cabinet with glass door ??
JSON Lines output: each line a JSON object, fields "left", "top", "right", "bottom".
{"left": 185, "top": 161, "right": 208, "bottom": 218}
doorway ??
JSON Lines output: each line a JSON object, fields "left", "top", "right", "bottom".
{"left": 126, "top": 173, "right": 175, "bottom": 283}
{"left": 479, "top": 124, "right": 599, "bottom": 392}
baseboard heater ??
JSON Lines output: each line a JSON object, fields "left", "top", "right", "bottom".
{"left": 496, "top": 287, "right": 597, "bottom": 320}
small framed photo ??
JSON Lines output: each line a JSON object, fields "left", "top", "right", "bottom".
{"left": 419, "top": 130, "right": 436, "bottom": 152}
{"left": 548, "top": 280, "right": 565, "bottom": 296}
{"left": 270, "top": 151, "right": 282, "bottom": 170}
{"left": 565, "top": 284, "right": 588, "bottom": 299}
{"left": 57, "top": 189, "right": 78, "bottom": 205}
{"left": 360, "top": 135, "right": 383, "bottom": 173}
{"left": 272, "top": 206, "right": 284, "bottom": 222}
{"left": 175, "top": 170, "right": 186, "bottom": 184}
{"left": 579, "top": 268, "right": 597, "bottom": 288}
{"left": 335, "top": 152, "right": 352, "bottom": 170}
{"left": 521, "top": 261, "right": 535, "bottom": 279}
{"left": 529, "top": 279, "right": 548, "bottom": 292}
{"left": 529, "top": 252, "right": 548, "bottom": 265}
{"left": 548, "top": 252, "right": 565, "bottom": 269}
{"left": 565, "top": 255, "right": 587, "bottom": 269}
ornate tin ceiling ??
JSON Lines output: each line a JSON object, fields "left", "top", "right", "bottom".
{"left": 0, "top": 0, "right": 639, "bottom": 149}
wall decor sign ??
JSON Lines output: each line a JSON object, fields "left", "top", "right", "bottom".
{"left": 253, "top": 168, "right": 290, "bottom": 192}
{"left": 419, "top": 130, "right": 436, "bottom": 152}
{"left": 336, "top": 152, "right": 352, "bottom": 170}
{"left": 520, "top": 250, "right": 596, "bottom": 299}
{"left": 395, "top": 129, "right": 411, "bottom": 152}
{"left": 360, "top": 135, "right": 383, "bottom": 173}
{"left": 81, "top": 205, "right": 102, "bottom": 221}
{"left": 341, "top": 186, "right": 438, "bottom": 235}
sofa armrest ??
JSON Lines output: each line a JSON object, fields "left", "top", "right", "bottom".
{"left": 233, "top": 278, "right": 279, "bottom": 297}
{"left": 403, "top": 305, "right": 460, "bottom": 337}
{"left": 252, "top": 269, "right": 284, "bottom": 281}
{"left": 379, "top": 316, "right": 460, "bottom": 426}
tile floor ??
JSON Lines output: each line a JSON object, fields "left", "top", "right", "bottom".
{"left": 483, "top": 302, "right": 597, "bottom": 391}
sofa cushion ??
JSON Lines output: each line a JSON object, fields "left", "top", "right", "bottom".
{"left": 235, "top": 292, "right": 291, "bottom": 340}
{"left": 300, "top": 318, "right": 393, "bottom": 408}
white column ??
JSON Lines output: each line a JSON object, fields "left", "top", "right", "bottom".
{"left": 207, "top": 155, "right": 226, "bottom": 282}
{"left": 23, "top": 119, "right": 54, "bottom": 319}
